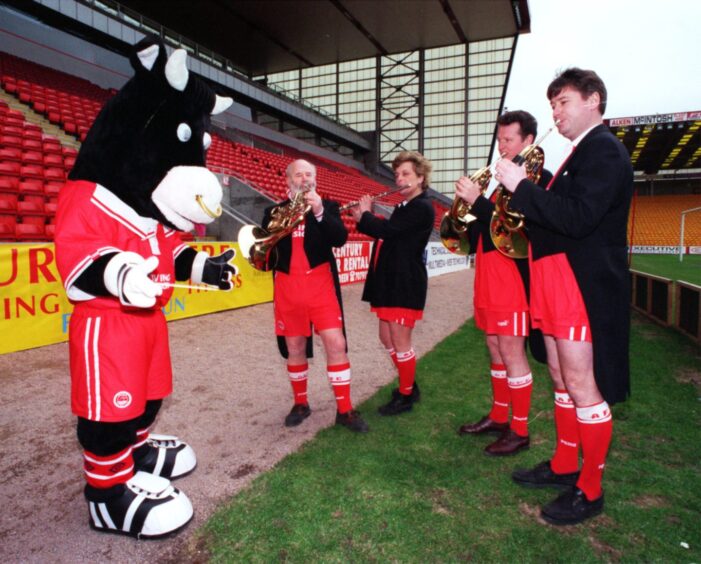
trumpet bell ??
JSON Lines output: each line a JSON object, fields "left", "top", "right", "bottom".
{"left": 441, "top": 165, "right": 491, "bottom": 255}
{"left": 489, "top": 143, "right": 546, "bottom": 259}
{"left": 489, "top": 213, "right": 529, "bottom": 258}
{"left": 439, "top": 213, "right": 473, "bottom": 256}
{"left": 237, "top": 224, "right": 277, "bottom": 271}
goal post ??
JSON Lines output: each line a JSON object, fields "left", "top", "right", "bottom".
{"left": 679, "top": 206, "right": 701, "bottom": 262}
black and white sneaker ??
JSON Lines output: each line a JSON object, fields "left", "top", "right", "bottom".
{"left": 87, "top": 471, "right": 193, "bottom": 539}
{"left": 134, "top": 434, "right": 197, "bottom": 480}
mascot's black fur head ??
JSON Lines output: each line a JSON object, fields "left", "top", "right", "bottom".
{"left": 69, "top": 36, "right": 232, "bottom": 231}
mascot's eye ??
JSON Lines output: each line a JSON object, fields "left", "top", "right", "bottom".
{"left": 177, "top": 123, "right": 192, "bottom": 142}
{"left": 203, "top": 132, "right": 212, "bottom": 150}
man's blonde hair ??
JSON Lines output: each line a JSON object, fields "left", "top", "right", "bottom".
{"left": 392, "top": 151, "right": 432, "bottom": 190}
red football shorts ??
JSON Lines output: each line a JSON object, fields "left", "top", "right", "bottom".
{"left": 474, "top": 308, "right": 529, "bottom": 337}
{"left": 274, "top": 263, "right": 343, "bottom": 336}
{"left": 69, "top": 305, "right": 173, "bottom": 422}
{"left": 371, "top": 306, "right": 423, "bottom": 328}
{"left": 530, "top": 252, "right": 592, "bottom": 342}
{"left": 473, "top": 239, "right": 529, "bottom": 336}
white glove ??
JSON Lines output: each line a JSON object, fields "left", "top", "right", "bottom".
{"left": 104, "top": 252, "right": 163, "bottom": 308}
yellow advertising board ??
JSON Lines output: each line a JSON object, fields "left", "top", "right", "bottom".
{"left": 0, "top": 242, "right": 273, "bottom": 355}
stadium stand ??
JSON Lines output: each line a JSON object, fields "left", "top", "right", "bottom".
{"left": 0, "top": 52, "right": 111, "bottom": 142}
{"left": 1, "top": 51, "right": 449, "bottom": 242}
{"left": 0, "top": 96, "right": 69, "bottom": 241}
{"left": 629, "top": 194, "right": 701, "bottom": 246}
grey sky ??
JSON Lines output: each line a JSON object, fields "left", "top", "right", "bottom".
{"left": 503, "top": 0, "right": 701, "bottom": 166}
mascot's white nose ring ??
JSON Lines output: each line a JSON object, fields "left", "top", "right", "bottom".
{"left": 195, "top": 195, "right": 222, "bottom": 218}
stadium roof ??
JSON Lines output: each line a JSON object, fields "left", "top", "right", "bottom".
{"left": 605, "top": 111, "right": 701, "bottom": 176}
{"left": 115, "top": 0, "right": 532, "bottom": 76}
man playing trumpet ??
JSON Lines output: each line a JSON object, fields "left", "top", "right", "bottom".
{"left": 496, "top": 69, "right": 633, "bottom": 525}
{"left": 454, "top": 110, "right": 551, "bottom": 456}
{"left": 263, "top": 159, "right": 368, "bottom": 433}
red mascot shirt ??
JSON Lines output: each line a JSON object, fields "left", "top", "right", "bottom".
{"left": 54, "top": 180, "right": 188, "bottom": 421}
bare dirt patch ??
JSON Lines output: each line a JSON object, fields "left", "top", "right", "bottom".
{"left": 632, "top": 494, "right": 671, "bottom": 509}
{"left": 675, "top": 367, "right": 701, "bottom": 391}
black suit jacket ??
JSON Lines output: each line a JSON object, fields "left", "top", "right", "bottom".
{"left": 510, "top": 124, "right": 634, "bottom": 404}
{"left": 357, "top": 191, "right": 435, "bottom": 310}
{"left": 262, "top": 198, "right": 348, "bottom": 358}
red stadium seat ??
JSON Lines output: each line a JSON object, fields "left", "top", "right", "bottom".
{"left": 22, "top": 127, "right": 42, "bottom": 140}
{"left": 22, "top": 150, "right": 44, "bottom": 165}
{"left": 17, "top": 199, "right": 46, "bottom": 217}
{"left": 0, "top": 147, "right": 22, "bottom": 162}
{"left": 44, "top": 181, "right": 63, "bottom": 198}
{"left": 6, "top": 109, "right": 24, "bottom": 122}
{"left": 0, "top": 214, "right": 17, "bottom": 241}
{"left": 44, "top": 167, "right": 65, "bottom": 182}
{"left": 20, "top": 164, "right": 44, "bottom": 180}
{"left": 0, "top": 135, "right": 23, "bottom": 149}
{"left": 0, "top": 161, "right": 21, "bottom": 177}
{"left": 43, "top": 140, "right": 62, "bottom": 155}
{"left": 19, "top": 179, "right": 44, "bottom": 195}
{"left": 43, "top": 153, "right": 64, "bottom": 167}
{"left": 0, "top": 175, "right": 20, "bottom": 193}
{"left": 0, "top": 193, "right": 18, "bottom": 211}
{"left": 0, "top": 125, "right": 23, "bottom": 137}
{"left": 15, "top": 222, "right": 46, "bottom": 241}
{"left": 21, "top": 138, "right": 42, "bottom": 151}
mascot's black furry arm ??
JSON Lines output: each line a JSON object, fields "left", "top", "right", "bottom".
{"left": 54, "top": 36, "right": 234, "bottom": 539}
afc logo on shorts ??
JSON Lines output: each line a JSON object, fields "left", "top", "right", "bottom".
{"left": 113, "top": 391, "right": 133, "bottom": 409}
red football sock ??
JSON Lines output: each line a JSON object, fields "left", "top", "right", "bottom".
{"left": 550, "top": 389, "right": 580, "bottom": 474}
{"left": 576, "top": 401, "right": 613, "bottom": 501}
{"left": 386, "top": 347, "right": 400, "bottom": 369}
{"left": 488, "top": 363, "right": 509, "bottom": 423}
{"left": 133, "top": 426, "right": 150, "bottom": 449}
{"left": 507, "top": 372, "right": 532, "bottom": 437}
{"left": 83, "top": 446, "right": 134, "bottom": 489}
{"left": 396, "top": 349, "right": 416, "bottom": 395}
{"left": 327, "top": 362, "right": 352, "bottom": 414}
{"left": 287, "top": 363, "right": 309, "bottom": 406}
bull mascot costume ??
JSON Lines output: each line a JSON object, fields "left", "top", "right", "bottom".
{"left": 55, "top": 37, "right": 236, "bottom": 539}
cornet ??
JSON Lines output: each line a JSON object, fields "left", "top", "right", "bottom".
{"left": 440, "top": 164, "right": 494, "bottom": 255}
{"left": 489, "top": 122, "right": 559, "bottom": 258}
{"left": 237, "top": 184, "right": 313, "bottom": 271}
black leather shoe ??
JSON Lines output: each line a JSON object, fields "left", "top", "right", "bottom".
{"left": 512, "top": 460, "right": 580, "bottom": 489}
{"left": 541, "top": 487, "right": 604, "bottom": 525}
{"left": 335, "top": 410, "right": 369, "bottom": 433}
{"left": 378, "top": 391, "right": 414, "bottom": 416}
{"left": 484, "top": 429, "right": 530, "bottom": 456}
{"left": 391, "top": 382, "right": 421, "bottom": 403}
{"left": 458, "top": 415, "right": 509, "bottom": 436}
{"left": 284, "top": 404, "right": 311, "bottom": 427}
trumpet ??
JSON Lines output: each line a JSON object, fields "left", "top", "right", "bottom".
{"left": 440, "top": 165, "right": 493, "bottom": 255}
{"left": 237, "top": 184, "right": 313, "bottom": 271}
{"left": 339, "top": 185, "right": 407, "bottom": 212}
{"left": 489, "top": 122, "right": 559, "bottom": 259}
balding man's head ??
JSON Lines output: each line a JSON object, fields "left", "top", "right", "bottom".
{"left": 285, "top": 159, "right": 317, "bottom": 194}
